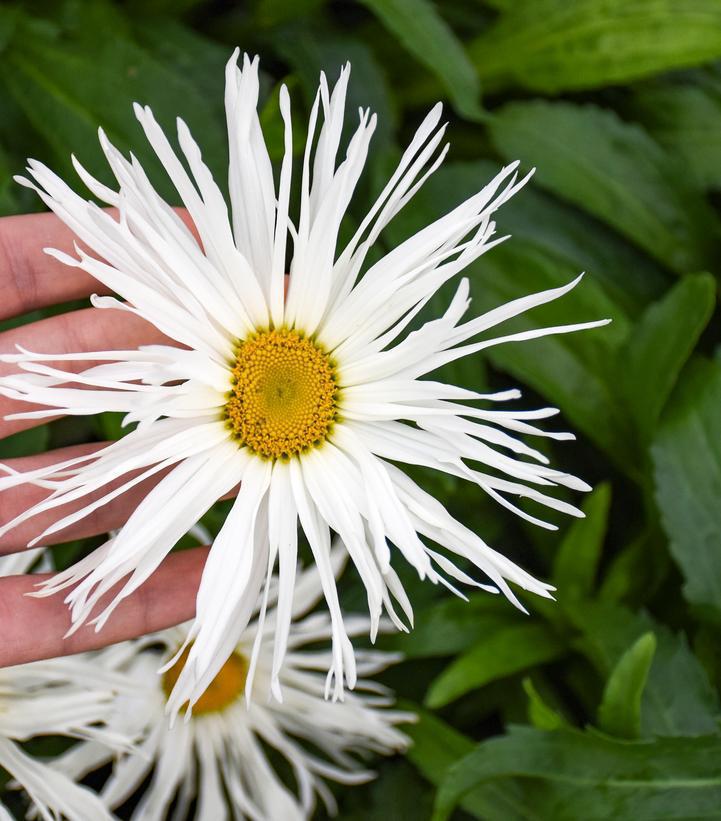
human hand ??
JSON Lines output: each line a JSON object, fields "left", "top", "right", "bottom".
{"left": 0, "top": 211, "right": 209, "bottom": 667}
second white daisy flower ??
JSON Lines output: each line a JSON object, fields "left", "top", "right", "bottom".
{"left": 50, "top": 553, "right": 410, "bottom": 820}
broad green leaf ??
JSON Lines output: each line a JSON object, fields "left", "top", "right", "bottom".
{"left": 255, "top": 0, "right": 327, "bottom": 27}
{"left": 132, "top": 17, "right": 235, "bottom": 115}
{"left": 694, "top": 625, "right": 721, "bottom": 693}
{"left": 126, "top": 0, "right": 207, "bottom": 13}
{"left": 468, "top": 244, "right": 631, "bottom": 470}
{"left": 568, "top": 600, "right": 720, "bottom": 736}
{"left": 382, "top": 161, "right": 637, "bottom": 470}
{"left": 274, "top": 26, "right": 397, "bottom": 151}
{"left": 425, "top": 623, "right": 566, "bottom": 708}
{"left": 473, "top": 163, "right": 669, "bottom": 317}
{"left": 553, "top": 483, "right": 611, "bottom": 601}
{"left": 618, "top": 273, "right": 716, "bottom": 442}
{"left": 402, "top": 706, "right": 473, "bottom": 779}
{"left": 404, "top": 707, "right": 530, "bottom": 820}
{"left": 652, "top": 358, "right": 721, "bottom": 620}
{"left": 632, "top": 67, "right": 721, "bottom": 190}
{"left": 336, "top": 759, "right": 435, "bottom": 821}
{"left": 469, "top": 0, "right": 721, "bottom": 94}
{"left": 598, "top": 632, "right": 657, "bottom": 739}
{"left": 433, "top": 726, "right": 721, "bottom": 821}
{"left": 382, "top": 593, "right": 519, "bottom": 659}
{"left": 599, "top": 525, "right": 671, "bottom": 606}
{"left": 0, "top": 6, "right": 18, "bottom": 54}
{"left": 523, "top": 678, "right": 569, "bottom": 730}
{"left": 0, "top": 62, "right": 49, "bottom": 216}
{"left": 360, "top": 0, "right": 483, "bottom": 120}
{"left": 488, "top": 100, "right": 721, "bottom": 274}
{"left": 387, "top": 159, "right": 669, "bottom": 319}
{"left": 0, "top": 13, "right": 227, "bottom": 195}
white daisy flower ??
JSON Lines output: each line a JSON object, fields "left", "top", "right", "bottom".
{"left": 0, "top": 550, "right": 127, "bottom": 821}
{"left": 49, "top": 555, "right": 410, "bottom": 821}
{"left": 0, "top": 50, "right": 608, "bottom": 711}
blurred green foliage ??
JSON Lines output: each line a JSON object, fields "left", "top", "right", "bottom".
{"left": 1, "top": 0, "right": 721, "bottom": 818}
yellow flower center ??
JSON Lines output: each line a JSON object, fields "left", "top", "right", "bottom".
{"left": 162, "top": 645, "right": 247, "bottom": 715}
{"left": 225, "top": 328, "right": 338, "bottom": 460}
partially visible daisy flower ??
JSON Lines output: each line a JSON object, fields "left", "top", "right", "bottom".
{"left": 0, "top": 550, "right": 127, "bottom": 821}
{"left": 0, "top": 51, "right": 608, "bottom": 711}
{"left": 50, "top": 554, "right": 410, "bottom": 820}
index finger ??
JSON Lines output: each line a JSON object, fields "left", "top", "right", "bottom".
{"left": 0, "top": 213, "right": 112, "bottom": 320}
{"left": 0, "top": 209, "right": 197, "bottom": 321}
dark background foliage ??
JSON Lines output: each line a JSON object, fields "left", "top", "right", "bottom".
{"left": 1, "top": 0, "right": 721, "bottom": 818}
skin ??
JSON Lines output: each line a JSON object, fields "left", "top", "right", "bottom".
{"left": 0, "top": 212, "right": 210, "bottom": 667}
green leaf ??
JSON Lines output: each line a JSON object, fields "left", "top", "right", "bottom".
{"left": 382, "top": 593, "right": 519, "bottom": 659}
{"left": 523, "top": 677, "right": 570, "bottom": 730}
{"left": 488, "top": 100, "right": 721, "bottom": 275}
{"left": 0, "top": 6, "right": 18, "bottom": 54}
{"left": 469, "top": 0, "right": 721, "bottom": 94}
{"left": 382, "top": 160, "right": 638, "bottom": 470}
{"left": 1, "top": 12, "right": 227, "bottom": 195}
{"left": 469, "top": 244, "right": 632, "bottom": 469}
{"left": 336, "top": 759, "right": 435, "bottom": 821}
{"left": 694, "top": 626, "right": 721, "bottom": 693}
{"left": 274, "top": 26, "right": 398, "bottom": 151}
{"left": 403, "top": 706, "right": 471, "bottom": 773}
{"left": 471, "top": 162, "right": 670, "bottom": 318}
{"left": 425, "top": 622, "right": 566, "bottom": 708}
{"left": 599, "top": 525, "right": 671, "bottom": 606}
{"left": 618, "top": 273, "right": 716, "bottom": 442}
{"left": 360, "top": 0, "right": 483, "bottom": 120}
{"left": 553, "top": 483, "right": 611, "bottom": 601}
{"left": 404, "top": 707, "right": 530, "bottom": 820}
{"left": 568, "top": 600, "right": 720, "bottom": 736}
{"left": 632, "top": 67, "right": 721, "bottom": 190}
{"left": 652, "top": 358, "right": 721, "bottom": 621}
{"left": 126, "top": 0, "right": 208, "bottom": 14}
{"left": 131, "top": 17, "right": 235, "bottom": 115}
{"left": 254, "top": 0, "right": 327, "bottom": 27}
{"left": 406, "top": 159, "right": 668, "bottom": 318}
{"left": 598, "top": 632, "right": 657, "bottom": 739}
{"left": 433, "top": 726, "right": 721, "bottom": 821}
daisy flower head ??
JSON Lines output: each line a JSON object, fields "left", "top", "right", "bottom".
{"left": 50, "top": 556, "right": 410, "bottom": 820}
{"left": 0, "top": 551, "right": 128, "bottom": 821}
{"left": 0, "top": 51, "right": 608, "bottom": 711}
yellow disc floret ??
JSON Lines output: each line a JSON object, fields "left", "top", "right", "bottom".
{"left": 225, "top": 328, "right": 338, "bottom": 460}
{"left": 162, "top": 645, "right": 247, "bottom": 715}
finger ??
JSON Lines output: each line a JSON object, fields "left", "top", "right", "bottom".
{"left": 0, "top": 209, "right": 196, "bottom": 321}
{"left": 0, "top": 545, "right": 208, "bottom": 667}
{"left": 0, "top": 443, "right": 167, "bottom": 554}
{"left": 0, "top": 444, "right": 238, "bottom": 555}
{"left": 0, "top": 307, "right": 169, "bottom": 437}
{"left": 0, "top": 212, "right": 113, "bottom": 320}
